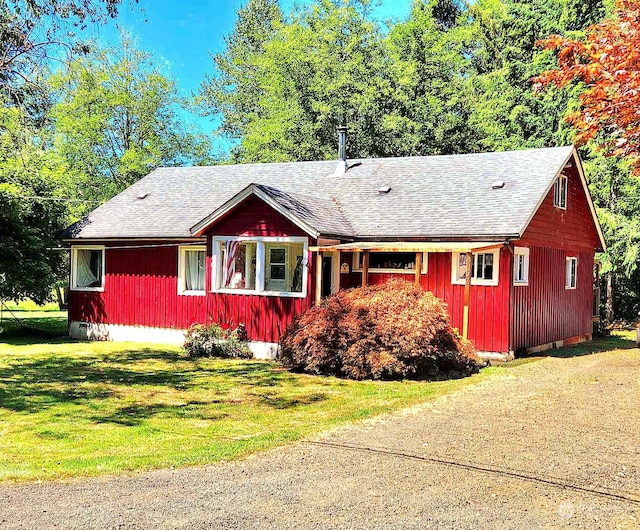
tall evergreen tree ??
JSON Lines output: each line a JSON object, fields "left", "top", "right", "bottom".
{"left": 378, "top": 0, "right": 477, "bottom": 156}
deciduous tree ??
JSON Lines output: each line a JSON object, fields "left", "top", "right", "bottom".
{"left": 51, "top": 32, "right": 213, "bottom": 201}
{"left": 535, "top": 0, "right": 640, "bottom": 169}
{"left": 0, "top": 103, "right": 68, "bottom": 304}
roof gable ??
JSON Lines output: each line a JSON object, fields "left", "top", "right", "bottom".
{"left": 192, "top": 184, "right": 327, "bottom": 238}
{"left": 519, "top": 149, "right": 606, "bottom": 252}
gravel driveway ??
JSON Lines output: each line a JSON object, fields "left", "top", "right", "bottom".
{"left": 1, "top": 347, "right": 639, "bottom": 529}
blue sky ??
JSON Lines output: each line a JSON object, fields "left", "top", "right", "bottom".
{"left": 97, "top": 1, "right": 411, "bottom": 152}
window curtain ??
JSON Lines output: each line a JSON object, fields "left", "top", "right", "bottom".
{"left": 223, "top": 240, "right": 239, "bottom": 288}
{"left": 185, "top": 250, "right": 205, "bottom": 291}
{"left": 76, "top": 250, "right": 100, "bottom": 287}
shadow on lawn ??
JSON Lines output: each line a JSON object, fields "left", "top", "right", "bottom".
{"left": 0, "top": 315, "right": 69, "bottom": 344}
{"left": 512, "top": 334, "right": 637, "bottom": 365}
{"left": 0, "top": 336, "right": 310, "bottom": 418}
{"left": 0, "top": 350, "right": 193, "bottom": 413}
{"left": 91, "top": 400, "right": 232, "bottom": 426}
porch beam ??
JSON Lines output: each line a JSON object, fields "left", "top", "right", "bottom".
{"left": 462, "top": 251, "right": 472, "bottom": 339}
{"left": 414, "top": 252, "right": 422, "bottom": 286}
{"left": 362, "top": 251, "right": 369, "bottom": 287}
{"left": 315, "top": 252, "right": 322, "bottom": 306}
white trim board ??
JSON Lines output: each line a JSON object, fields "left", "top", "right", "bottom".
{"left": 69, "top": 322, "right": 280, "bottom": 360}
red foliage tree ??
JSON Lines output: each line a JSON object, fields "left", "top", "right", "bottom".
{"left": 534, "top": 0, "right": 640, "bottom": 169}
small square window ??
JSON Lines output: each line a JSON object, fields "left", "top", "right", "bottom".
{"left": 179, "top": 246, "right": 206, "bottom": 294}
{"left": 554, "top": 175, "right": 567, "bottom": 209}
{"left": 513, "top": 247, "right": 529, "bottom": 285}
{"left": 71, "top": 246, "right": 105, "bottom": 291}
{"left": 452, "top": 250, "right": 500, "bottom": 286}
{"left": 566, "top": 256, "right": 577, "bottom": 289}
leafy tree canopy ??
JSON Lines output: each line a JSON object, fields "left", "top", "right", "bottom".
{"left": 50, "top": 32, "right": 214, "bottom": 201}
{"left": 0, "top": 103, "right": 68, "bottom": 304}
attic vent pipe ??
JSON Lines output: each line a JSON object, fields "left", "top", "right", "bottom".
{"left": 492, "top": 181, "right": 505, "bottom": 189}
{"left": 334, "top": 125, "right": 348, "bottom": 177}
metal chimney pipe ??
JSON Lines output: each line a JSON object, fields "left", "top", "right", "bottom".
{"left": 337, "top": 125, "right": 347, "bottom": 161}
{"left": 334, "top": 125, "right": 348, "bottom": 176}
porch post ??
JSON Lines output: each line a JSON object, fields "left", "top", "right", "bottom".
{"left": 414, "top": 252, "right": 422, "bottom": 287}
{"left": 315, "top": 252, "right": 322, "bottom": 306}
{"left": 462, "top": 251, "right": 472, "bottom": 339}
{"left": 361, "top": 251, "right": 369, "bottom": 287}
{"left": 334, "top": 252, "right": 341, "bottom": 293}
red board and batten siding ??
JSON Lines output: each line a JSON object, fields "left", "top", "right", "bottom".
{"left": 340, "top": 249, "right": 511, "bottom": 353}
{"left": 518, "top": 165, "right": 601, "bottom": 253}
{"left": 510, "top": 163, "right": 601, "bottom": 352}
{"left": 510, "top": 247, "right": 593, "bottom": 351}
{"left": 69, "top": 195, "right": 315, "bottom": 343}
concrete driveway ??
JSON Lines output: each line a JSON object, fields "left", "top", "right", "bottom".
{"left": 1, "top": 345, "right": 639, "bottom": 529}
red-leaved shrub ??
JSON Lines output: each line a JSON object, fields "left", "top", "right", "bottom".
{"left": 279, "top": 279, "right": 481, "bottom": 380}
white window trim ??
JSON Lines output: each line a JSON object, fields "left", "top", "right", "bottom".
{"left": 178, "top": 245, "right": 207, "bottom": 296}
{"left": 513, "top": 247, "right": 530, "bottom": 286}
{"left": 554, "top": 175, "right": 567, "bottom": 209}
{"left": 451, "top": 249, "right": 500, "bottom": 287}
{"left": 566, "top": 256, "right": 578, "bottom": 290}
{"left": 70, "top": 245, "right": 105, "bottom": 292}
{"left": 352, "top": 251, "right": 428, "bottom": 275}
{"left": 211, "top": 236, "right": 308, "bottom": 298}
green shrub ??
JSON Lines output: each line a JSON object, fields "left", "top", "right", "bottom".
{"left": 184, "top": 323, "right": 252, "bottom": 359}
{"left": 279, "top": 279, "right": 481, "bottom": 380}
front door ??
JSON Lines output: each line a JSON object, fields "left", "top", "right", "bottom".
{"left": 322, "top": 256, "right": 333, "bottom": 298}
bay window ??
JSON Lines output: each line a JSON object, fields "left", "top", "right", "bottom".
{"left": 213, "top": 237, "right": 307, "bottom": 297}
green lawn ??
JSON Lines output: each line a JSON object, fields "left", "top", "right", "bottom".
{"left": 0, "top": 332, "right": 501, "bottom": 482}
{"left": 0, "top": 325, "right": 632, "bottom": 483}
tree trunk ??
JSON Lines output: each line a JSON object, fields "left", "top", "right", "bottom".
{"left": 606, "top": 271, "right": 614, "bottom": 323}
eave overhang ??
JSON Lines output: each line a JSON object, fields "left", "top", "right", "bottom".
{"left": 310, "top": 241, "right": 507, "bottom": 253}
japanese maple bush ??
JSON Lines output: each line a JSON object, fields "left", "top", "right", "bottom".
{"left": 279, "top": 279, "right": 481, "bottom": 380}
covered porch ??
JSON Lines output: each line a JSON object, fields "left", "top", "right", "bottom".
{"left": 309, "top": 241, "right": 506, "bottom": 340}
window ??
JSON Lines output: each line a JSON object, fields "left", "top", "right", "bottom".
{"left": 554, "top": 175, "right": 567, "bottom": 209}
{"left": 179, "top": 246, "right": 206, "bottom": 294}
{"left": 220, "top": 241, "right": 257, "bottom": 290}
{"left": 71, "top": 246, "right": 105, "bottom": 291}
{"left": 452, "top": 249, "right": 500, "bottom": 286}
{"left": 213, "top": 236, "right": 307, "bottom": 297}
{"left": 352, "top": 252, "right": 428, "bottom": 274}
{"left": 513, "top": 247, "right": 530, "bottom": 285}
{"left": 566, "top": 256, "right": 577, "bottom": 289}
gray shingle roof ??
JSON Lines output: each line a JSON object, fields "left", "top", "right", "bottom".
{"left": 62, "top": 146, "right": 576, "bottom": 241}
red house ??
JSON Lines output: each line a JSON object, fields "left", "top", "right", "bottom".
{"left": 62, "top": 142, "right": 605, "bottom": 359}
